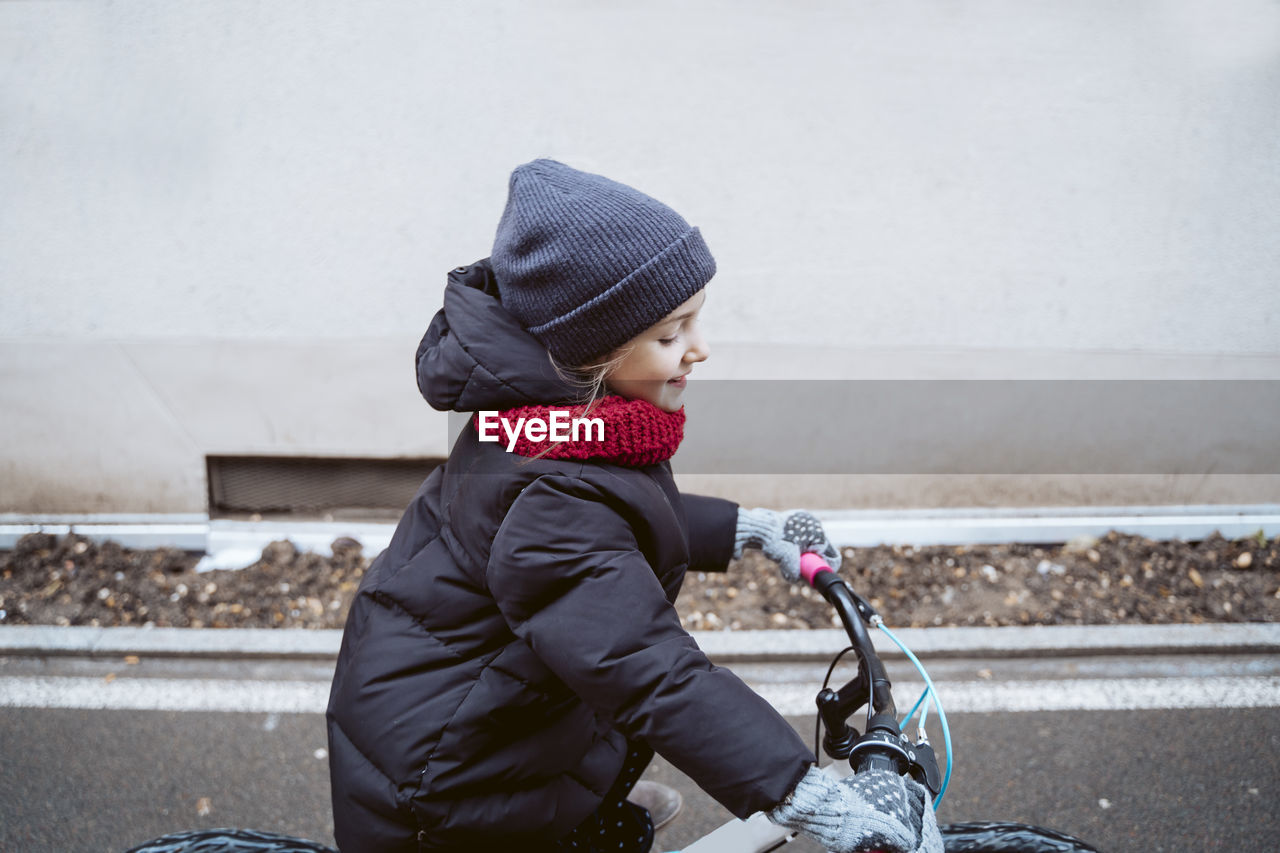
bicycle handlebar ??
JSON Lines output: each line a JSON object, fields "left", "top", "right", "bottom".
{"left": 798, "top": 550, "right": 832, "bottom": 585}
{"left": 799, "top": 552, "right": 943, "bottom": 796}
{"left": 799, "top": 552, "right": 894, "bottom": 717}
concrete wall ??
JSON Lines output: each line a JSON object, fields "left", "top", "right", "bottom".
{"left": 2, "top": 1, "right": 1278, "bottom": 513}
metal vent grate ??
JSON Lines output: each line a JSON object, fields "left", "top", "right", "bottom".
{"left": 207, "top": 456, "right": 444, "bottom": 516}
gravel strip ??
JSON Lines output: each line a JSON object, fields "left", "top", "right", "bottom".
{"left": 1, "top": 529, "right": 1277, "bottom": 631}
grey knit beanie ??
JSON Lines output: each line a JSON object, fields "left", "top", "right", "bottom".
{"left": 490, "top": 159, "right": 717, "bottom": 366}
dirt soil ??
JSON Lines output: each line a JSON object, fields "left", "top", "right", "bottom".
{"left": 1, "top": 530, "right": 1278, "bottom": 631}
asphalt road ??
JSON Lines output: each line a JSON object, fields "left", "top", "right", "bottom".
{"left": 3, "top": 640, "right": 1279, "bottom": 853}
{"left": 3, "top": 701, "right": 1278, "bottom": 852}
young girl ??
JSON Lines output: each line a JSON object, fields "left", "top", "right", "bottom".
{"left": 326, "top": 160, "right": 940, "bottom": 853}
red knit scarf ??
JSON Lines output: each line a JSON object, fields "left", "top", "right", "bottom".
{"left": 472, "top": 395, "right": 685, "bottom": 466}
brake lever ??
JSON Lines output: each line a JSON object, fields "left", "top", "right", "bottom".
{"left": 846, "top": 587, "right": 879, "bottom": 623}
{"left": 906, "top": 738, "right": 943, "bottom": 797}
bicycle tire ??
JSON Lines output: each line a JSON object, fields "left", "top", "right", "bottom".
{"left": 124, "top": 827, "right": 339, "bottom": 853}
{"left": 940, "top": 821, "right": 1102, "bottom": 853}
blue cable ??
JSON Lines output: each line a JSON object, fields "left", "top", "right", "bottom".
{"left": 900, "top": 686, "right": 930, "bottom": 730}
{"left": 875, "top": 620, "right": 953, "bottom": 805}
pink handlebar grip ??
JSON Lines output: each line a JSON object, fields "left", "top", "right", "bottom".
{"left": 799, "top": 551, "right": 832, "bottom": 586}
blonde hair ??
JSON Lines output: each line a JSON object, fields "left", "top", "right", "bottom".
{"left": 518, "top": 347, "right": 632, "bottom": 462}
{"left": 548, "top": 346, "right": 634, "bottom": 408}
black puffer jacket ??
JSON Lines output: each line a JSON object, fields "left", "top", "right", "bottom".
{"left": 326, "top": 260, "right": 813, "bottom": 852}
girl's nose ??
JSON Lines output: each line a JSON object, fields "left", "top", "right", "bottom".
{"left": 685, "top": 329, "right": 711, "bottom": 363}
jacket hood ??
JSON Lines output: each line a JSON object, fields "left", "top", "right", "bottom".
{"left": 415, "top": 259, "right": 579, "bottom": 411}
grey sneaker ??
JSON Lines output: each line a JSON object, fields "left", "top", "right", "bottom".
{"left": 627, "top": 780, "right": 683, "bottom": 831}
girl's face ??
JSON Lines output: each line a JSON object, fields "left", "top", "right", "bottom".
{"left": 605, "top": 290, "right": 710, "bottom": 412}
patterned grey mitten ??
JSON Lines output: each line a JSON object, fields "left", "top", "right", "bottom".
{"left": 734, "top": 508, "right": 842, "bottom": 582}
{"left": 767, "top": 765, "right": 944, "bottom": 853}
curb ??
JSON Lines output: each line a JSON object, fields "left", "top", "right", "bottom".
{"left": 3, "top": 623, "right": 1278, "bottom": 663}
{"left": 3, "top": 505, "right": 1279, "bottom": 558}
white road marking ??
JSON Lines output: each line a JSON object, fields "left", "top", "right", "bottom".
{"left": 2, "top": 675, "right": 1278, "bottom": 714}
{"left": 754, "top": 676, "right": 1280, "bottom": 716}
{"left": 0, "top": 676, "right": 329, "bottom": 713}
